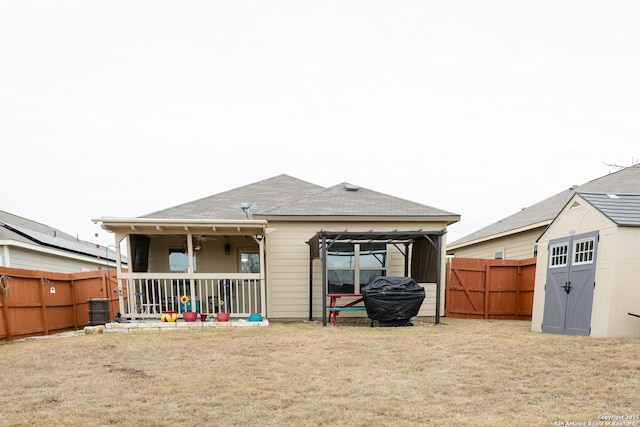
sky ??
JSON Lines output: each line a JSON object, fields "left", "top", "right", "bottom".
{"left": 1, "top": 1, "right": 638, "bottom": 249}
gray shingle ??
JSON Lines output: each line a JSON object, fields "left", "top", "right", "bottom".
{"left": 142, "top": 175, "right": 459, "bottom": 220}
{"left": 142, "top": 175, "right": 325, "bottom": 220}
{"left": 261, "top": 183, "right": 457, "bottom": 217}
{"left": 449, "top": 165, "right": 640, "bottom": 247}
{"left": 578, "top": 192, "right": 640, "bottom": 227}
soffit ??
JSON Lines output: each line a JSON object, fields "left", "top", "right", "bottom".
{"left": 95, "top": 218, "right": 267, "bottom": 236}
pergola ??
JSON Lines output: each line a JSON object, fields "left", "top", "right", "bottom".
{"left": 308, "top": 229, "right": 447, "bottom": 326}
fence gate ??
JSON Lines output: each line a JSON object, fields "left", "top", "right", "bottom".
{"left": 542, "top": 231, "right": 598, "bottom": 336}
{"left": 445, "top": 258, "right": 536, "bottom": 319}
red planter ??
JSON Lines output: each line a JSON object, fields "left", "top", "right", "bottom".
{"left": 217, "top": 312, "right": 230, "bottom": 322}
{"left": 183, "top": 312, "right": 198, "bottom": 322}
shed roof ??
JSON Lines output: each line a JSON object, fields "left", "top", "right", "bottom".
{"left": 577, "top": 192, "right": 640, "bottom": 227}
{"left": 448, "top": 165, "right": 640, "bottom": 249}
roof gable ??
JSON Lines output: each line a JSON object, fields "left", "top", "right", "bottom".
{"left": 448, "top": 165, "right": 640, "bottom": 248}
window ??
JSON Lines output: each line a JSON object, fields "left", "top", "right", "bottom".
{"left": 327, "top": 243, "right": 386, "bottom": 294}
{"left": 533, "top": 244, "right": 538, "bottom": 258}
{"left": 169, "top": 249, "right": 196, "bottom": 272}
{"left": 240, "top": 252, "right": 260, "bottom": 273}
{"left": 549, "top": 243, "right": 568, "bottom": 268}
{"left": 573, "top": 238, "right": 595, "bottom": 265}
{"left": 494, "top": 250, "right": 504, "bottom": 260}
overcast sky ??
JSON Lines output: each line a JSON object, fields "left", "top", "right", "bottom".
{"left": 1, "top": 1, "right": 638, "bottom": 249}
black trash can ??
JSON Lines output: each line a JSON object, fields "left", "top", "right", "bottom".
{"left": 362, "top": 277, "right": 425, "bottom": 326}
{"left": 87, "top": 298, "right": 110, "bottom": 326}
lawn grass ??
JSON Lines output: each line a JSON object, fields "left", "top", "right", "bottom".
{"left": 1, "top": 318, "right": 639, "bottom": 426}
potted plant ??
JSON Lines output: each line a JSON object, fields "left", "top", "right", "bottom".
{"left": 217, "top": 299, "right": 230, "bottom": 322}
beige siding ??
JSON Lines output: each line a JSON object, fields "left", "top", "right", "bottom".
{"left": 531, "top": 197, "right": 640, "bottom": 338}
{"left": 449, "top": 228, "right": 543, "bottom": 260}
{"left": 607, "top": 227, "right": 640, "bottom": 337}
{"left": 146, "top": 236, "right": 258, "bottom": 273}
{"left": 265, "top": 220, "right": 449, "bottom": 319}
{"left": 4, "top": 246, "right": 103, "bottom": 273}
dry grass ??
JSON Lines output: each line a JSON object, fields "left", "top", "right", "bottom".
{"left": 1, "top": 318, "right": 639, "bottom": 426}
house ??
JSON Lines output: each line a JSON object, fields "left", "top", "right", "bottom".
{"left": 531, "top": 192, "right": 640, "bottom": 338}
{"left": 93, "top": 174, "right": 460, "bottom": 324}
{"left": 0, "top": 210, "right": 118, "bottom": 273}
{"left": 446, "top": 165, "right": 640, "bottom": 260}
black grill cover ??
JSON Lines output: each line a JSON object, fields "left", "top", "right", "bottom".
{"left": 362, "top": 277, "right": 425, "bottom": 325}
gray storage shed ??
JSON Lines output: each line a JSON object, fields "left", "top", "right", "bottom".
{"left": 531, "top": 192, "right": 640, "bottom": 337}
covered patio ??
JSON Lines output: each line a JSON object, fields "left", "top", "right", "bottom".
{"left": 308, "top": 229, "right": 447, "bottom": 326}
{"left": 94, "top": 218, "right": 268, "bottom": 321}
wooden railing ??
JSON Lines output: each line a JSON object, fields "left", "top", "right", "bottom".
{"left": 121, "top": 273, "right": 263, "bottom": 319}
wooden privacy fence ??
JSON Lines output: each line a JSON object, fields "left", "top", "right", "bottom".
{"left": 445, "top": 257, "right": 536, "bottom": 320}
{"left": 0, "top": 267, "right": 122, "bottom": 341}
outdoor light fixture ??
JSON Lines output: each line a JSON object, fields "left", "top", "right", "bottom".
{"left": 224, "top": 243, "right": 231, "bottom": 255}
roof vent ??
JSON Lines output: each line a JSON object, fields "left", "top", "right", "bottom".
{"left": 607, "top": 193, "right": 620, "bottom": 199}
{"left": 345, "top": 184, "right": 359, "bottom": 192}
{"left": 240, "top": 202, "right": 254, "bottom": 219}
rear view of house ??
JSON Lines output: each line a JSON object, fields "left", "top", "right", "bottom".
{"left": 94, "top": 175, "right": 460, "bottom": 324}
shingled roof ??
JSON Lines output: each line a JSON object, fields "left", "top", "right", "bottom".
{"left": 142, "top": 174, "right": 459, "bottom": 222}
{"left": 0, "top": 210, "right": 117, "bottom": 261}
{"left": 143, "top": 175, "right": 324, "bottom": 220}
{"left": 578, "top": 192, "right": 640, "bottom": 227}
{"left": 448, "top": 165, "right": 640, "bottom": 248}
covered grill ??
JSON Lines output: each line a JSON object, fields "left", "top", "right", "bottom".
{"left": 362, "top": 277, "right": 425, "bottom": 326}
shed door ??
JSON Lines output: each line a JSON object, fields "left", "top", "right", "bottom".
{"left": 542, "top": 231, "right": 598, "bottom": 336}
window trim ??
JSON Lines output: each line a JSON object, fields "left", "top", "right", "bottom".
{"left": 549, "top": 243, "right": 569, "bottom": 268}
{"left": 573, "top": 238, "right": 596, "bottom": 266}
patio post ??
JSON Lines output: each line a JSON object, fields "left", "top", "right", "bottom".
{"left": 115, "top": 233, "right": 126, "bottom": 317}
{"left": 321, "top": 234, "right": 327, "bottom": 327}
{"left": 258, "top": 236, "right": 266, "bottom": 318}
{"left": 187, "top": 234, "right": 197, "bottom": 312}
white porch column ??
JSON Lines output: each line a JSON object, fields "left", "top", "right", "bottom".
{"left": 258, "top": 237, "right": 266, "bottom": 318}
{"left": 115, "top": 233, "right": 126, "bottom": 317}
{"left": 187, "top": 234, "right": 197, "bottom": 312}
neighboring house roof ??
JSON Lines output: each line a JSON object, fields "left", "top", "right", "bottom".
{"left": 577, "top": 192, "right": 640, "bottom": 227}
{"left": 0, "top": 210, "right": 118, "bottom": 262}
{"left": 448, "top": 165, "right": 640, "bottom": 249}
{"left": 142, "top": 174, "right": 460, "bottom": 223}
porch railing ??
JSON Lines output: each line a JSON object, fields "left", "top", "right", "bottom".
{"left": 119, "top": 273, "right": 262, "bottom": 319}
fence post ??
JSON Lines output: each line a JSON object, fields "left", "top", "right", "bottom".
{"left": 40, "top": 278, "right": 49, "bottom": 335}
{"left": 71, "top": 279, "right": 79, "bottom": 329}
{"left": 0, "top": 277, "right": 11, "bottom": 340}
{"left": 484, "top": 264, "right": 490, "bottom": 319}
